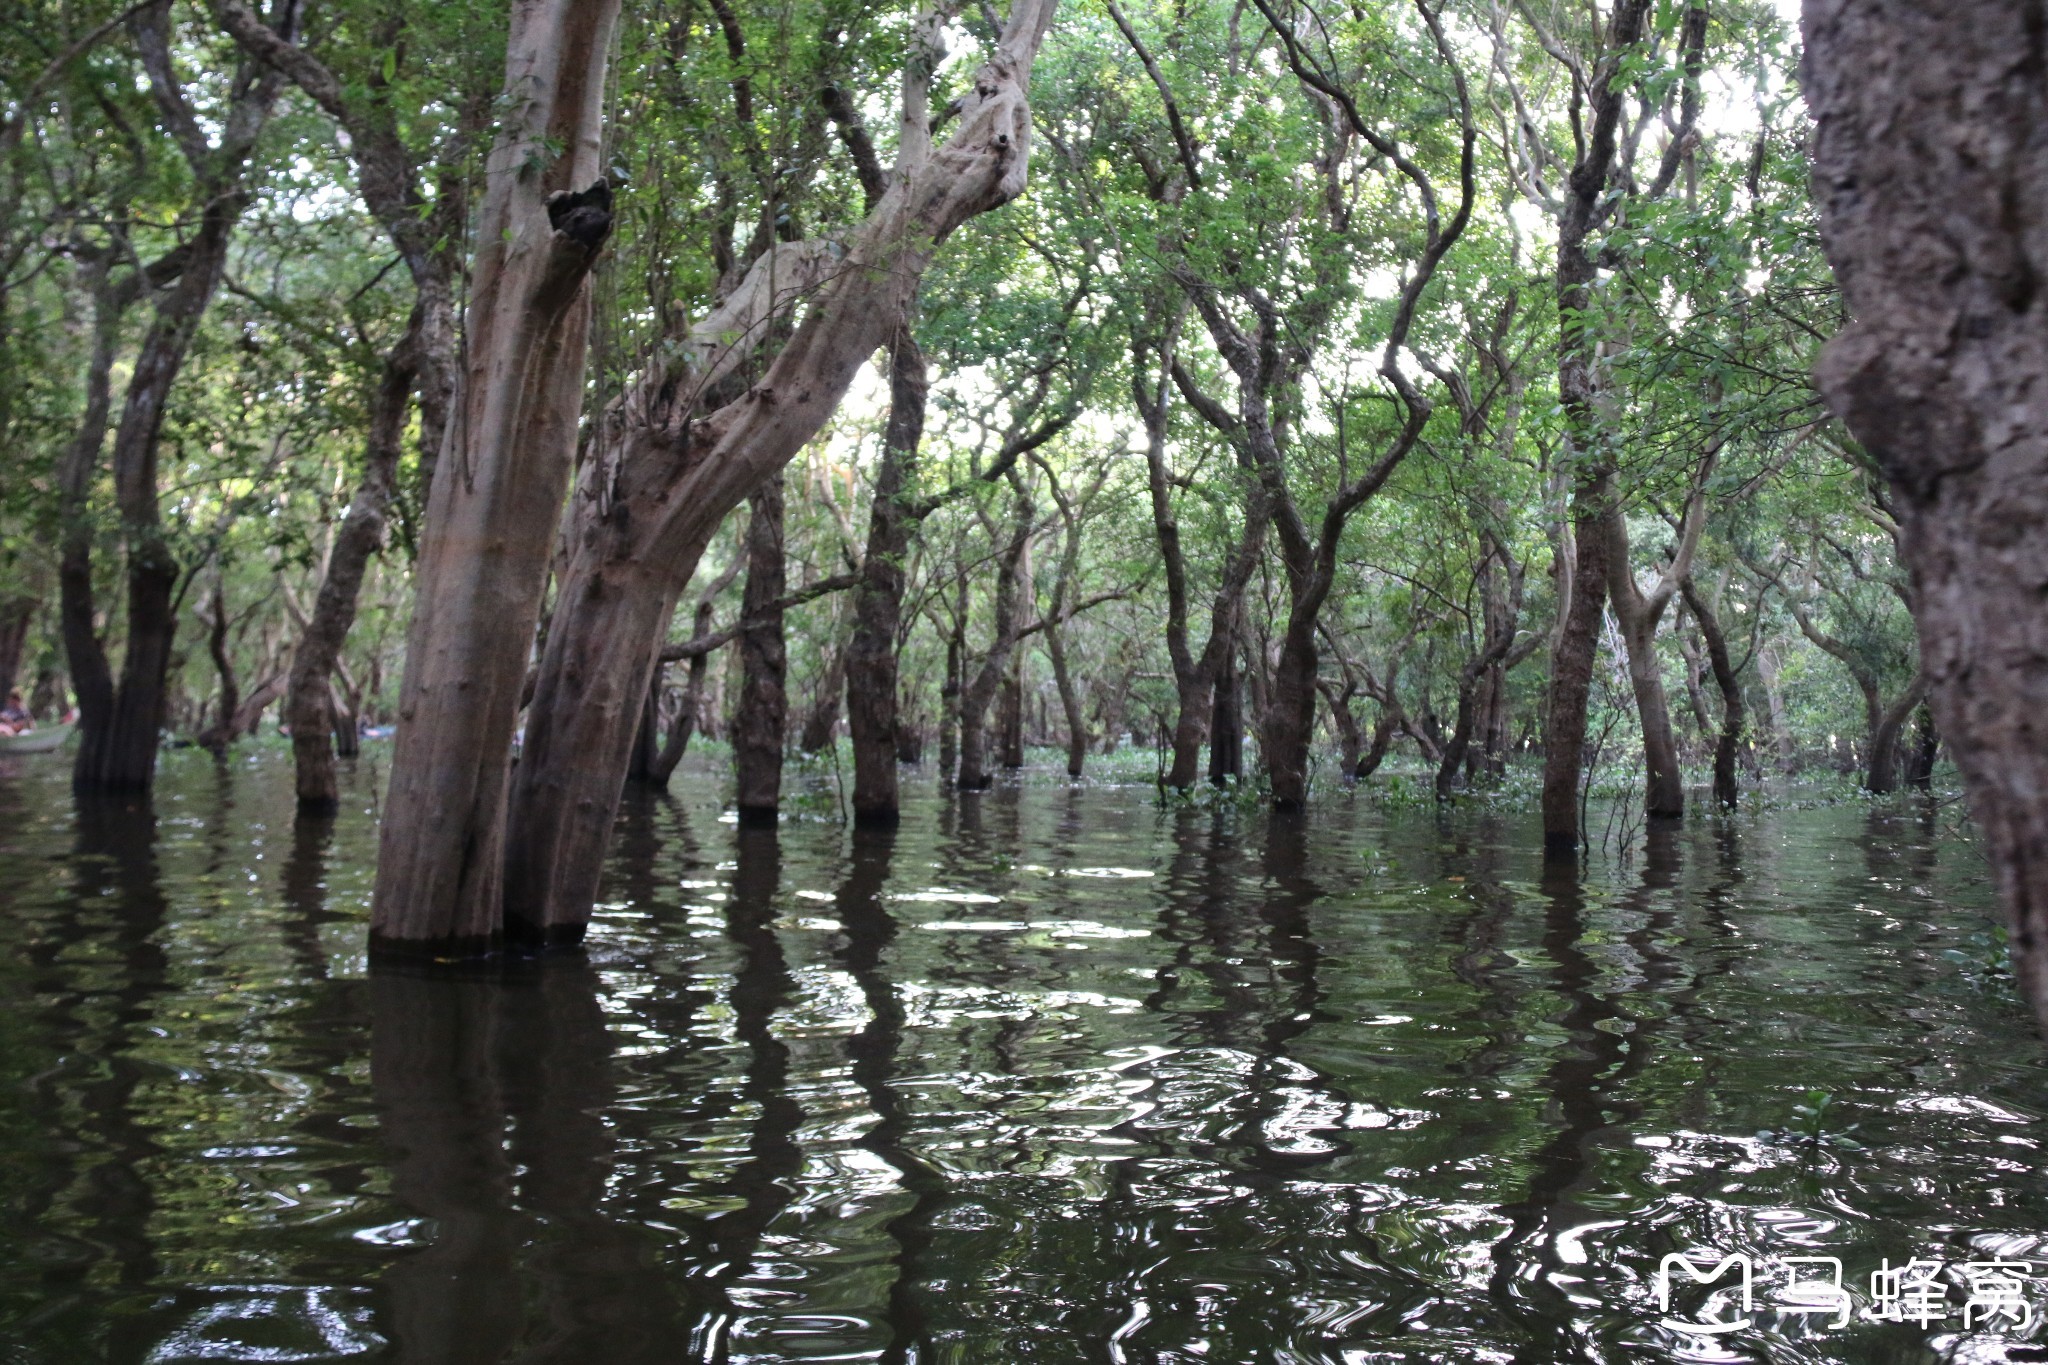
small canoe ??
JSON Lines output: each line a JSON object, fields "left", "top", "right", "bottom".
{"left": 0, "top": 722, "right": 76, "bottom": 755}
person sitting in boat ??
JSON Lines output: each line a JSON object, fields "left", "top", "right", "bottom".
{"left": 0, "top": 691, "right": 30, "bottom": 736}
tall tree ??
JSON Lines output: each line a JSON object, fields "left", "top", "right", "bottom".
{"left": 368, "top": 0, "right": 621, "bottom": 953}
{"left": 64, "top": 0, "right": 292, "bottom": 793}
{"left": 499, "top": 0, "right": 1061, "bottom": 946}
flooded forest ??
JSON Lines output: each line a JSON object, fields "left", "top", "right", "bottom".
{"left": 3, "top": 0, "right": 2048, "bottom": 1360}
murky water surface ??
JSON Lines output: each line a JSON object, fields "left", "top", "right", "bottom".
{"left": 0, "top": 748, "right": 2042, "bottom": 1364}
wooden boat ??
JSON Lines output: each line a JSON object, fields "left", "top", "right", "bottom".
{"left": 0, "top": 722, "right": 75, "bottom": 755}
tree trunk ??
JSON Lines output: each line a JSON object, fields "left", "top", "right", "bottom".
{"left": 1612, "top": 590, "right": 1687, "bottom": 819}
{"left": 195, "top": 578, "right": 239, "bottom": 754}
{"left": 1320, "top": 680, "right": 1363, "bottom": 781}
{"left": 939, "top": 574, "right": 964, "bottom": 782}
{"left": 1261, "top": 616, "right": 1320, "bottom": 809}
{"left": 846, "top": 334, "right": 926, "bottom": 822}
{"left": 1906, "top": 705, "right": 1940, "bottom": 790}
{"left": 1045, "top": 609, "right": 1088, "bottom": 778}
{"left": 650, "top": 601, "right": 717, "bottom": 788}
{"left": 287, "top": 340, "right": 413, "bottom": 811}
{"left": 1357, "top": 712, "right": 1395, "bottom": 780}
{"left": 733, "top": 478, "right": 788, "bottom": 822}
{"left": 1803, "top": 0, "right": 2048, "bottom": 1026}
{"left": 370, "top": 0, "right": 620, "bottom": 955}
{"left": 1536, "top": 0, "right": 1668, "bottom": 853}
{"left": 1865, "top": 671, "right": 1928, "bottom": 796}
{"left": 956, "top": 487, "right": 1032, "bottom": 791}
{"left": 625, "top": 667, "right": 662, "bottom": 785}
{"left": 1540, "top": 471, "right": 1612, "bottom": 852}
{"left": 997, "top": 660, "right": 1025, "bottom": 769}
{"left": 797, "top": 644, "right": 845, "bottom": 754}
{"left": 1681, "top": 576, "right": 1746, "bottom": 810}
{"left": 500, "top": 3, "right": 1061, "bottom": 942}
{"left": 1208, "top": 645, "right": 1241, "bottom": 784}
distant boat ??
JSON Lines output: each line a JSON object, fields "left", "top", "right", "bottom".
{"left": 0, "top": 722, "right": 76, "bottom": 755}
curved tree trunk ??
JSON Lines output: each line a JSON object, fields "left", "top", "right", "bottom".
{"left": 71, "top": 19, "right": 285, "bottom": 792}
{"left": 1865, "top": 671, "right": 1928, "bottom": 796}
{"left": 1681, "top": 576, "right": 1746, "bottom": 810}
{"left": 956, "top": 485, "right": 1032, "bottom": 791}
{"left": 1803, "top": 0, "right": 2048, "bottom": 1026}
{"left": 733, "top": 478, "right": 788, "bottom": 822}
{"left": 649, "top": 601, "right": 717, "bottom": 789}
{"left": 287, "top": 340, "right": 413, "bottom": 811}
{"left": 500, "top": 5, "right": 1061, "bottom": 944}
{"left": 370, "top": 0, "right": 621, "bottom": 955}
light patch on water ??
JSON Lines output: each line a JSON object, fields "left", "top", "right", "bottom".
{"left": 145, "top": 1285, "right": 385, "bottom": 1362}
{"left": 895, "top": 889, "right": 1003, "bottom": 905}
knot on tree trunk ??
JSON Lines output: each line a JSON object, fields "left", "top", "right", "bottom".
{"left": 547, "top": 177, "right": 614, "bottom": 253}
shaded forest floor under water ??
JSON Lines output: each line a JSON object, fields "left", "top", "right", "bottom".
{"left": 0, "top": 745, "right": 2042, "bottom": 1364}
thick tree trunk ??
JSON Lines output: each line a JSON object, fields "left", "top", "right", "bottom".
{"left": 1261, "top": 617, "right": 1320, "bottom": 809}
{"left": 287, "top": 341, "right": 412, "bottom": 811}
{"left": 369, "top": 0, "right": 620, "bottom": 955}
{"left": 1803, "top": 0, "right": 2048, "bottom": 1026}
{"left": 847, "top": 334, "right": 926, "bottom": 822}
{"left": 1681, "top": 576, "right": 1745, "bottom": 810}
{"left": 733, "top": 479, "right": 789, "bottom": 822}
{"left": 997, "top": 661, "right": 1025, "bottom": 769}
{"left": 1357, "top": 712, "right": 1395, "bottom": 780}
{"left": 1541, "top": 472, "right": 1612, "bottom": 852}
{"left": 500, "top": 4, "right": 1060, "bottom": 941}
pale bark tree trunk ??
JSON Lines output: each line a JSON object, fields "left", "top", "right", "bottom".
{"left": 733, "top": 478, "right": 788, "bottom": 822}
{"left": 1803, "top": 0, "right": 2048, "bottom": 1026}
{"left": 370, "top": 0, "right": 620, "bottom": 954}
{"left": 502, "top": 2, "right": 1060, "bottom": 943}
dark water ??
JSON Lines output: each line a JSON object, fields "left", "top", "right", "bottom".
{"left": 0, "top": 747, "right": 2043, "bottom": 1364}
